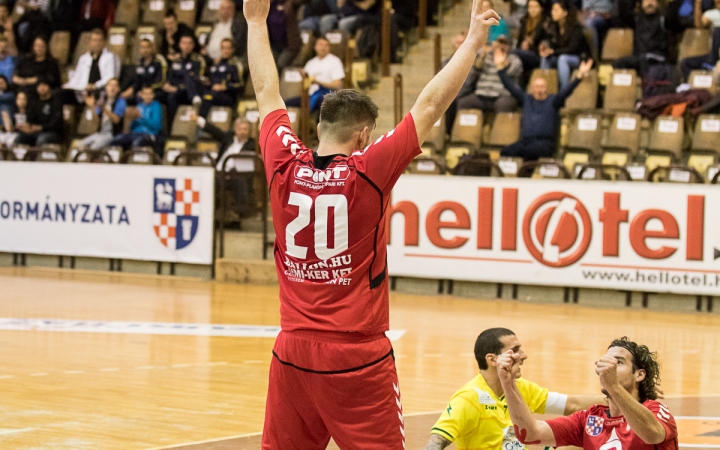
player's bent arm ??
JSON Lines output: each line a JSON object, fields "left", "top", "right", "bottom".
{"left": 504, "top": 379, "right": 557, "bottom": 446}
{"left": 423, "top": 434, "right": 451, "bottom": 450}
{"left": 564, "top": 395, "right": 607, "bottom": 415}
{"left": 410, "top": 3, "right": 498, "bottom": 144}
{"left": 244, "top": 0, "right": 286, "bottom": 125}
{"left": 605, "top": 385, "right": 666, "bottom": 444}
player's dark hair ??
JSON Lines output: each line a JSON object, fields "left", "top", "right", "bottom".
{"left": 608, "top": 337, "right": 660, "bottom": 403}
{"left": 474, "top": 328, "right": 515, "bottom": 370}
{"left": 165, "top": 8, "right": 177, "bottom": 19}
{"left": 319, "top": 89, "right": 378, "bottom": 143}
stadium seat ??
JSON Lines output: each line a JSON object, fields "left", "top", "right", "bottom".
{"left": 601, "top": 29, "right": 634, "bottom": 61}
{"left": 197, "top": 140, "right": 220, "bottom": 160}
{"left": 49, "top": 31, "right": 71, "bottom": 68}
{"left": 424, "top": 115, "right": 447, "bottom": 153}
{"left": 690, "top": 114, "right": 720, "bottom": 153}
{"left": 603, "top": 69, "right": 637, "bottom": 111}
{"left": 405, "top": 156, "right": 447, "bottom": 175}
{"left": 706, "top": 163, "right": 720, "bottom": 182}
{"left": 170, "top": 106, "right": 198, "bottom": 143}
{"left": 245, "top": 108, "right": 260, "bottom": 140}
{"left": 644, "top": 154, "right": 673, "bottom": 174}
{"left": 485, "top": 112, "right": 521, "bottom": 151}
{"left": 564, "top": 70, "right": 599, "bottom": 111}
{"left": 76, "top": 105, "right": 99, "bottom": 137}
{"left": 687, "top": 152, "right": 717, "bottom": 178}
{"left": 200, "top": 0, "right": 222, "bottom": 23}
{"left": 62, "top": 104, "right": 77, "bottom": 148}
{"left": 73, "top": 32, "right": 93, "bottom": 66}
{"left": 176, "top": 152, "right": 216, "bottom": 167}
{"left": 565, "top": 112, "right": 603, "bottom": 157}
{"left": 279, "top": 67, "right": 305, "bottom": 100}
{"left": 454, "top": 153, "right": 504, "bottom": 177}
{"left": 292, "top": 30, "right": 316, "bottom": 67}
{"left": 123, "top": 147, "right": 159, "bottom": 164}
{"left": 647, "top": 115, "right": 684, "bottom": 160}
{"left": 519, "top": 158, "right": 572, "bottom": 179}
{"left": 115, "top": 0, "right": 140, "bottom": 30}
{"left": 133, "top": 26, "right": 160, "bottom": 63}
{"left": 444, "top": 146, "right": 471, "bottom": 171}
{"left": 176, "top": 0, "right": 198, "bottom": 27}
{"left": 108, "top": 26, "right": 129, "bottom": 64}
{"left": 563, "top": 151, "right": 591, "bottom": 176}
{"left": 142, "top": 0, "right": 168, "bottom": 26}
{"left": 604, "top": 112, "right": 641, "bottom": 155}
{"left": 72, "top": 149, "right": 114, "bottom": 164}
{"left": 287, "top": 107, "right": 301, "bottom": 134}
{"left": 678, "top": 28, "right": 711, "bottom": 61}
{"left": 648, "top": 164, "right": 704, "bottom": 183}
{"left": 164, "top": 139, "right": 188, "bottom": 165}
{"left": 325, "top": 30, "right": 348, "bottom": 59}
{"left": 208, "top": 106, "right": 233, "bottom": 133}
{"left": 449, "top": 108, "right": 483, "bottom": 150}
{"left": 497, "top": 156, "right": 523, "bottom": 177}
{"left": 689, "top": 70, "right": 717, "bottom": 93}
{"left": 195, "top": 23, "right": 214, "bottom": 48}
{"left": 528, "top": 69, "right": 558, "bottom": 94}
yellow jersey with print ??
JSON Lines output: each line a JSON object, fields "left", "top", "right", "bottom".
{"left": 431, "top": 374, "right": 548, "bottom": 450}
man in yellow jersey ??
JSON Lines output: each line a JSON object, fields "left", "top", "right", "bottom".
{"left": 423, "top": 328, "right": 605, "bottom": 450}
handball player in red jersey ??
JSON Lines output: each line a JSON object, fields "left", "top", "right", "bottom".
{"left": 242, "top": 0, "right": 500, "bottom": 448}
{"left": 498, "top": 337, "right": 679, "bottom": 450}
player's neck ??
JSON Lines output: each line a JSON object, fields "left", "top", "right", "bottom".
{"left": 479, "top": 370, "right": 504, "bottom": 397}
{"left": 316, "top": 140, "right": 354, "bottom": 157}
{"left": 607, "top": 398, "right": 622, "bottom": 417}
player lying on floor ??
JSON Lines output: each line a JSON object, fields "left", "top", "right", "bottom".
{"left": 497, "top": 336, "right": 678, "bottom": 450}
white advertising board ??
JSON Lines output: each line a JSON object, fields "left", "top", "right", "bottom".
{"left": 0, "top": 162, "right": 214, "bottom": 264}
{"left": 387, "top": 176, "right": 720, "bottom": 295}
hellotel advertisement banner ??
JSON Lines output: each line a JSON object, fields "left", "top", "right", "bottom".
{"left": 386, "top": 175, "right": 720, "bottom": 296}
{"left": 0, "top": 162, "right": 214, "bottom": 264}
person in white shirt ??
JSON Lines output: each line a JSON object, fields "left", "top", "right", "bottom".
{"left": 206, "top": 0, "right": 248, "bottom": 63}
{"left": 286, "top": 36, "right": 345, "bottom": 111}
{"left": 62, "top": 28, "right": 120, "bottom": 104}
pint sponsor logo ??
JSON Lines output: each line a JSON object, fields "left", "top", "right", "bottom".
{"left": 153, "top": 178, "right": 199, "bottom": 249}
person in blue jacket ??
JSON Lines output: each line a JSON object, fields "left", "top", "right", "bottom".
{"left": 108, "top": 85, "right": 163, "bottom": 153}
{"left": 495, "top": 47, "right": 593, "bottom": 161}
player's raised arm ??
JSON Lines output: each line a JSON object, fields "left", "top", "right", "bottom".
{"left": 410, "top": 1, "right": 499, "bottom": 144}
{"left": 497, "top": 350, "right": 557, "bottom": 446}
{"left": 244, "top": 0, "right": 286, "bottom": 125}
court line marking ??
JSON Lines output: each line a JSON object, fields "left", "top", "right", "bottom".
{"left": 0, "top": 428, "right": 33, "bottom": 436}
{"left": 0, "top": 318, "right": 406, "bottom": 341}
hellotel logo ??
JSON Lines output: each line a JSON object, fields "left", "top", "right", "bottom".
{"left": 523, "top": 192, "right": 592, "bottom": 267}
{"left": 152, "top": 178, "right": 200, "bottom": 250}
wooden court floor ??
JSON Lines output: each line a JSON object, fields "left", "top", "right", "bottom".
{"left": 1, "top": 267, "right": 719, "bottom": 449}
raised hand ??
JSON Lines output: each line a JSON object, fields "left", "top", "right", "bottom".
{"left": 243, "top": 0, "right": 271, "bottom": 24}
{"left": 497, "top": 350, "right": 522, "bottom": 384}
{"left": 595, "top": 356, "right": 620, "bottom": 391}
{"left": 577, "top": 59, "right": 594, "bottom": 77}
{"left": 466, "top": 0, "right": 500, "bottom": 49}
{"left": 493, "top": 46, "right": 508, "bottom": 68}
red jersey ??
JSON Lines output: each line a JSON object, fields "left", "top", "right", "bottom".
{"left": 259, "top": 109, "right": 421, "bottom": 335}
{"left": 546, "top": 400, "right": 679, "bottom": 450}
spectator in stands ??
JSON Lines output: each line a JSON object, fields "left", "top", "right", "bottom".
{"left": 391, "top": 0, "right": 418, "bottom": 60}
{"left": 160, "top": 9, "right": 197, "bottom": 62}
{"left": 483, "top": 0, "right": 510, "bottom": 43}
{"left": 13, "top": 36, "right": 61, "bottom": 93}
{"left": 199, "top": 38, "right": 243, "bottom": 116}
{"left": 108, "top": 85, "right": 162, "bottom": 152}
{"left": 679, "top": 0, "right": 720, "bottom": 79}
{"left": 62, "top": 28, "right": 121, "bottom": 103}
{"left": 121, "top": 39, "right": 167, "bottom": 103}
{"left": 206, "top": 0, "right": 248, "bottom": 65}
{"left": 0, "top": 36, "right": 16, "bottom": 80}
{"left": 497, "top": 49, "right": 594, "bottom": 160}
{"left": 442, "top": 32, "right": 467, "bottom": 69}
{"left": 286, "top": 36, "right": 344, "bottom": 111}
{"left": 14, "top": 76, "right": 62, "bottom": 146}
{"left": 0, "top": 3, "right": 16, "bottom": 55}
{"left": 190, "top": 110, "right": 256, "bottom": 216}
{"left": 0, "top": 75, "right": 14, "bottom": 115}
{"left": 299, "top": 0, "right": 339, "bottom": 36}
{"left": 161, "top": 34, "right": 206, "bottom": 123}
{"left": 612, "top": 0, "right": 669, "bottom": 77}
{"left": 0, "top": 90, "right": 28, "bottom": 147}
{"left": 332, "top": 0, "right": 382, "bottom": 35}
{"left": 14, "top": 0, "right": 51, "bottom": 54}
{"left": 267, "top": 0, "right": 305, "bottom": 70}
{"left": 610, "top": 0, "right": 639, "bottom": 28}
{"left": 580, "top": 0, "right": 611, "bottom": 54}
{"left": 539, "top": 0, "right": 591, "bottom": 88}
{"left": 514, "top": 0, "right": 551, "bottom": 75}
{"left": 447, "top": 35, "right": 522, "bottom": 132}
{"left": 77, "top": 0, "right": 116, "bottom": 34}
{"left": 79, "top": 78, "right": 126, "bottom": 151}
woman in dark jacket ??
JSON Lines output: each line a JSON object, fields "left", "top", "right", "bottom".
{"left": 514, "top": 0, "right": 553, "bottom": 76}
{"left": 538, "top": 0, "right": 591, "bottom": 88}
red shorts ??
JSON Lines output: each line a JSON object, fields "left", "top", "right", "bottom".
{"left": 261, "top": 330, "right": 405, "bottom": 450}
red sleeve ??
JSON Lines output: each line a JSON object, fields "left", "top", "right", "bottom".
{"left": 646, "top": 401, "right": 678, "bottom": 447}
{"left": 546, "top": 410, "right": 587, "bottom": 448}
{"left": 349, "top": 113, "right": 421, "bottom": 195}
{"left": 259, "top": 109, "right": 311, "bottom": 184}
